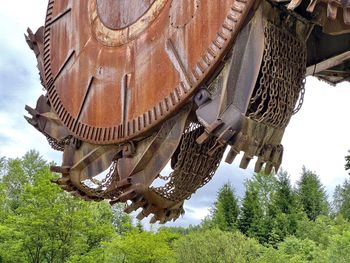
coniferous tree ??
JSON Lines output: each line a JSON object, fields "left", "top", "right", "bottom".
{"left": 345, "top": 152, "right": 350, "bottom": 174}
{"left": 211, "top": 183, "right": 239, "bottom": 231}
{"left": 297, "top": 166, "right": 329, "bottom": 221}
{"left": 238, "top": 172, "right": 276, "bottom": 244}
{"left": 238, "top": 187, "right": 263, "bottom": 237}
{"left": 268, "top": 170, "right": 304, "bottom": 245}
{"left": 273, "top": 170, "right": 295, "bottom": 214}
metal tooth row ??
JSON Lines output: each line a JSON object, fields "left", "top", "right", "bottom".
{"left": 109, "top": 189, "right": 183, "bottom": 224}
{"left": 191, "top": 0, "right": 246, "bottom": 84}
{"left": 286, "top": 0, "right": 350, "bottom": 25}
{"left": 225, "top": 136, "right": 283, "bottom": 174}
{"left": 46, "top": 83, "right": 184, "bottom": 144}
{"left": 53, "top": 169, "right": 183, "bottom": 223}
{"left": 52, "top": 167, "right": 103, "bottom": 202}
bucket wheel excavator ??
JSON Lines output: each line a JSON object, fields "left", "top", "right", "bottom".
{"left": 25, "top": 0, "right": 350, "bottom": 223}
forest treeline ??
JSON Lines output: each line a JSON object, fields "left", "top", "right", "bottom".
{"left": 1, "top": 150, "right": 350, "bottom": 262}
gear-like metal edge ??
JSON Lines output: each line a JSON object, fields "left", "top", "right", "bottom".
{"left": 41, "top": 0, "right": 257, "bottom": 145}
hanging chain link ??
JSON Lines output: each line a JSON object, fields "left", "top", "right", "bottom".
{"left": 80, "top": 159, "right": 121, "bottom": 199}
{"left": 293, "top": 78, "right": 306, "bottom": 114}
{"left": 152, "top": 123, "right": 226, "bottom": 202}
{"left": 248, "top": 21, "right": 307, "bottom": 128}
{"left": 45, "top": 133, "right": 72, "bottom": 151}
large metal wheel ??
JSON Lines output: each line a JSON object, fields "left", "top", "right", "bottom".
{"left": 42, "top": 0, "right": 255, "bottom": 144}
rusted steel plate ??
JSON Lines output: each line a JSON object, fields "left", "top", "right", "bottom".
{"left": 43, "top": 0, "right": 255, "bottom": 144}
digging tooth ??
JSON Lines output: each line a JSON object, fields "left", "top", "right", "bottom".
{"left": 264, "top": 163, "right": 273, "bottom": 174}
{"left": 172, "top": 207, "right": 184, "bottom": 221}
{"left": 124, "top": 197, "right": 146, "bottom": 213}
{"left": 274, "top": 163, "right": 281, "bottom": 173}
{"left": 155, "top": 211, "right": 166, "bottom": 224}
{"left": 136, "top": 210, "right": 148, "bottom": 220}
{"left": 173, "top": 211, "right": 181, "bottom": 221}
{"left": 225, "top": 147, "right": 239, "bottom": 164}
{"left": 54, "top": 177, "right": 70, "bottom": 185}
{"left": 327, "top": 2, "right": 338, "bottom": 20}
{"left": 165, "top": 211, "right": 174, "bottom": 221}
{"left": 24, "top": 116, "right": 38, "bottom": 127}
{"left": 24, "top": 105, "right": 38, "bottom": 117}
{"left": 239, "top": 153, "right": 252, "bottom": 169}
{"left": 123, "top": 205, "right": 134, "bottom": 214}
{"left": 254, "top": 159, "right": 264, "bottom": 173}
{"left": 149, "top": 216, "right": 158, "bottom": 224}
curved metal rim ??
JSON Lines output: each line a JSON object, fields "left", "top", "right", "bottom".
{"left": 43, "top": 0, "right": 256, "bottom": 145}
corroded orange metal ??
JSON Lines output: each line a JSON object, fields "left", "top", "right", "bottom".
{"left": 42, "top": 0, "right": 255, "bottom": 144}
{"left": 25, "top": 0, "right": 350, "bottom": 223}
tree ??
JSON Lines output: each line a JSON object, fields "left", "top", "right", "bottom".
{"left": 297, "top": 167, "right": 329, "bottom": 221}
{"left": 111, "top": 203, "right": 133, "bottom": 235}
{"left": 268, "top": 170, "right": 305, "bottom": 245}
{"left": 273, "top": 170, "right": 296, "bottom": 214}
{"left": 238, "top": 172, "right": 276, "bottom": 244}
{"left": 77, "top": 229, "right": 178, "bottom": 263}
{"left": 0, "top": 151, "right": 115, "bottom": 263}
{"left": 0, "top": 150, "right": 48, "bottom": 210}
{"left": 0, "top": 156, "right": 7, "bottom": 178}
{"left": 210, "top": 183, "right": 239, "bottom": 231}
{"left": 345, "top": 152, "right": 350, "bottom": 174}
{"left": 333, "top": 178, "right": 350, "bottom": 219}
{"left": 238, "top": 187, "right": 263, "bottom": 237}
{"left": 173, "top": 229, "right": 263, "bottom": 263}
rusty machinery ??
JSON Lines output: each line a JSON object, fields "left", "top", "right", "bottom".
{"left": 25, "top": 0, "right": 350, "bottom": 223}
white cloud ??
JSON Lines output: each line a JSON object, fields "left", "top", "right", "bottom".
{"left": 282, "top": 77, "right": 350, "bottom": 192}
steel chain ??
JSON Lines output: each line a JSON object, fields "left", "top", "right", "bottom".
{"left": 248, "top": 21, "right": 306, "bottom": 128}
{"left": 152, "top": 123, "right": 226, "bottom": 202}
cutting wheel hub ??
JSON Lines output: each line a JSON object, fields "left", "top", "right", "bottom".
{"left": 96, "top": 0, "right": 156, "bottom": 29}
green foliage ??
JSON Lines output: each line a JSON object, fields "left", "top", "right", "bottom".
{"left": 297, "top": 167, "right": 329, "bottom": 221}
{"left": 333, "top": 178, "right": 350, "bottom": 219}
{"left": 278, "top": 236, "right": 326, "bottom": 262}
{"left": 327, "top": 229, "right": 350, "bottom": 263}
{"left": 72, "top": 229, "right": 178, "bottom": 263}
{"left": 210, "top": 183, "right": 239, "bottom": 231}
{"left": 238, "top": 186, "right": 264, "bottom": 238}
{"left": 173, "top": 229, "right": 263, "bottom": 263}
{"left": 238, "top": 172, "right": 277, "bottom": 244}
{"left": 267, "top": 170, "right": 305, "bottom": 245}
{"left": 345, "top": 152, "right": 350, "bottom": 174}
{"left": 1, "top": 150, "right": 350, "bottom": 262}
{"left": 0, "top": 156, "right": 6, "bottom": 178}
{"left": 159, "top": 226, "right": 191, "bottom": 235}
{"left": 111, "top": 203, "right": 134, "bottom": 235}
{"left": 0, "top": 151, "right": 116, "bottom": 262}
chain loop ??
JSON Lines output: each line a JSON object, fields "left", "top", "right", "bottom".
{"left": 248, "top": 21, "right": 306, "bottom": 128}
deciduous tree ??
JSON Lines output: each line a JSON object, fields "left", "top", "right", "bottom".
{"left": 333, "top": 178, "right": 350, "bottom": 219}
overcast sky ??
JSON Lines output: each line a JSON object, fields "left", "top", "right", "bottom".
{"left": 0, "top": 1, "right": 349, "bottom": 227}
